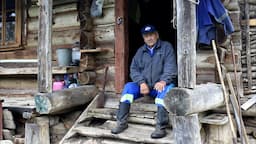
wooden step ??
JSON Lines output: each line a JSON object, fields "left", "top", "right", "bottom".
{"left": 88, "top": 108, "right": 156, "bottom": 125}
{"left": 104, "top": 97, "right": 157, "bottom": 112}
{"left": 73, "top": 120, "right": 174, "bottom": 144}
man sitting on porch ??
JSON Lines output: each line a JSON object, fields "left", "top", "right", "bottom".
{"left": 111, "top": 25, "right": 177, "bottom": 139}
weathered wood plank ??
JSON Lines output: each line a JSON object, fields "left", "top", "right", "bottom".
{"left": 74, "top": 120, "right": 174, "bottom": 144}
{"left": 37, "top": 0, "right": 53, "bottom": 93}
{"left": 0, "top": 66, "right": 79, "bottom": 75}
{"left": 25, "top": 117, "right": 50, "bottom": 144}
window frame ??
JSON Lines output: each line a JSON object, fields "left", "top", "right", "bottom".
{"left": 0, "top": 0, "right": 23, "bottom": 51}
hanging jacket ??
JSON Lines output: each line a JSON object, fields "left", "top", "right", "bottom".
{"left": 197, "top": 0, "right": 234, "bottom": 44}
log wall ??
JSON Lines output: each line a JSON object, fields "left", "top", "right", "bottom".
{"left": 196, "top": 0, "right": 243, "bottom": 97}
{"left": 239, "top": 0, "right": 256, "bottom": 94}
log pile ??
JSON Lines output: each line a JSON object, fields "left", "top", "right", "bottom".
{"left": 239, "top": 1, "right": 256, "bottom": 94}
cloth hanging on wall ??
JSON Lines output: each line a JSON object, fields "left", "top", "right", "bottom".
{"left": 197, "top": 0, "right": 234, "bottom": 45}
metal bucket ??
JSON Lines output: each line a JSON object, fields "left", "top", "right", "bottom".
{"left": 56, "top": 48, "right": 72, "bottom": 66}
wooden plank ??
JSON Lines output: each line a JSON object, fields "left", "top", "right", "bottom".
{"left": 37, "top": 0, "right": 53, "bottom": 93}
{"left": 88, "top": 108, "right": 156, "bottom": 125}
{"left": 104, "top": 97, "right": 157, "bottom": 112}
{"left": 0, "top": 66, "right": 79, "bottom": 75}
{"left": 114, "top": 0, "right": 129, "bottom": 93}
{"left": 25, "top": 117, "right": 50, "bottom": 144}
{"left": 227, "top": 73, "right": 249, "bottom": 144}
{"left": 74, "top": 120, "right": 174, "bottom": 144}
{"left": 241, "top": 95, "right": 256, "bottom": 110}
{"left": 25, "top": 123, "right": 39, "bottom": 144}
{"left": 241, "top": 19, "right": 256, "bottom": 26}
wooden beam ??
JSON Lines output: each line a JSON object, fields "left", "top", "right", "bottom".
{"left": 177, "top": 0, "right": 196, "bottom": 88}
{"left": 241, "top": 95, "right": 256, "bottom": 111}
{"left": 35, "top": 85, "right": 98, "bottom": 114}
{"left": 164, "top": 83, "right": 224, "bottom": 116}
{"left": 25, "top": 117, "right": 50, "bottom": 144}
{"left": 0, "top": 66, "right": 79, "bottom": 75}
{"left": 37, "top": 0, "right": 53, "bottom": 93}
{"left": 114, "top": 0, "right": 129, "bottom": 93}
{"left": 172, "top": 114, "right": 201, "bottom": 144}
{"left": 172, "top": 0, "right": 200, "bottom": 143}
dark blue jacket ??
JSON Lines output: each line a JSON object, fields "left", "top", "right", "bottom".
{"left": 197, "top": 0, "right": 234, "bottom": 44}
{"left": 130, "top": 40, "right": 177, "bottom": 88}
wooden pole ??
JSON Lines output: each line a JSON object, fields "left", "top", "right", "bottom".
{"left": 177, "top": 0, "right": 196, "bottom": 88}
{"left": 212, "top": 40, "right": 237, "bottom": 142}
{"left": 172, "top": 0, "right": 200, "bottom": 143}
{"left": 37, "top": 0, "right": 53, "bottom": 93}
{"left": 115, "top": 0, "right": 129, "bottom": 93}
{"left": 226, "top": 73, "right": 249, "bottom": 144}
{"left": 164, "top": 83, "right": 224, "bottom": 116}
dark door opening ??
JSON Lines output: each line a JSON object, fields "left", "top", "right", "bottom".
{"left": 127, "top": 0, "right": 176, "bottom": 81}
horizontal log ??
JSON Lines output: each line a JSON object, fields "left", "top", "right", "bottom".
{"left": 164, "top": 83, "right": 224, "bottom": 116}
{"left": 29, "top": 3, "right": 77, "bottom": 18}
{"left": 93, "top": 6, "right": 115, "bottom": 25}
{"left": 27, "top": 28, "right": 80, "bottom": 48}
{"left": 196, "top": 51, "right": 215, "bottom": 69}
{"left": 28, "top": 11, "right": 79, "bottom": 31}
{"left": 93, "top": 24, "right": 115, "bottom": 44}
{"left": 35, "top": 85, "right": 98, "bottom": 114}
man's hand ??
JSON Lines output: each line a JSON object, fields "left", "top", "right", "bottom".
{"left": 140, "top": 83, "right": 150, "bottom": 95}
{"left": 154, "top": 81, "right": 166, "bottom": 92}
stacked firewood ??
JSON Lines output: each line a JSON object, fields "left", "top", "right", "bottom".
{"left": 240, "top": 1, "right": 256, "bottom": 94}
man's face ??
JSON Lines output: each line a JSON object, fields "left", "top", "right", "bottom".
{"left": 142, "top": 32, "right": 159, "bottom": 47}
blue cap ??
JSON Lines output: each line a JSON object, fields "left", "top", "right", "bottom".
{"left": 141, "top": 25, "right": 157, "bottom": 35}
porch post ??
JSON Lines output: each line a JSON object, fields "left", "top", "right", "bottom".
{"left": 37, "top": 0, "right": 53, "bottom": 93}
{"left": 173, "top": 0, "right": 201, "bottom": 143}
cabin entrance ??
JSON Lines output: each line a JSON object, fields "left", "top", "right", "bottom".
{"left": 115, "top": 0, "right": 176, "bottom": 93}
{"left": 128, "top": 0, "right": 176, "bottom": 80}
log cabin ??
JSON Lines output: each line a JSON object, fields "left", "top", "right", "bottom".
{"left": 0, "top": 0, "right": 256, "bottom": 143}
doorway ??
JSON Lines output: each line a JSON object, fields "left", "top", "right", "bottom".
{"left": 114, "top": 0, "right": 176, "bottom": 93}
{"left": 128, "top": 0, "right": 177, "bottom": 80}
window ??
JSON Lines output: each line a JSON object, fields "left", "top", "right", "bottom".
{"left": 0, "top": 0, "right": 22, "bottom": 50}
